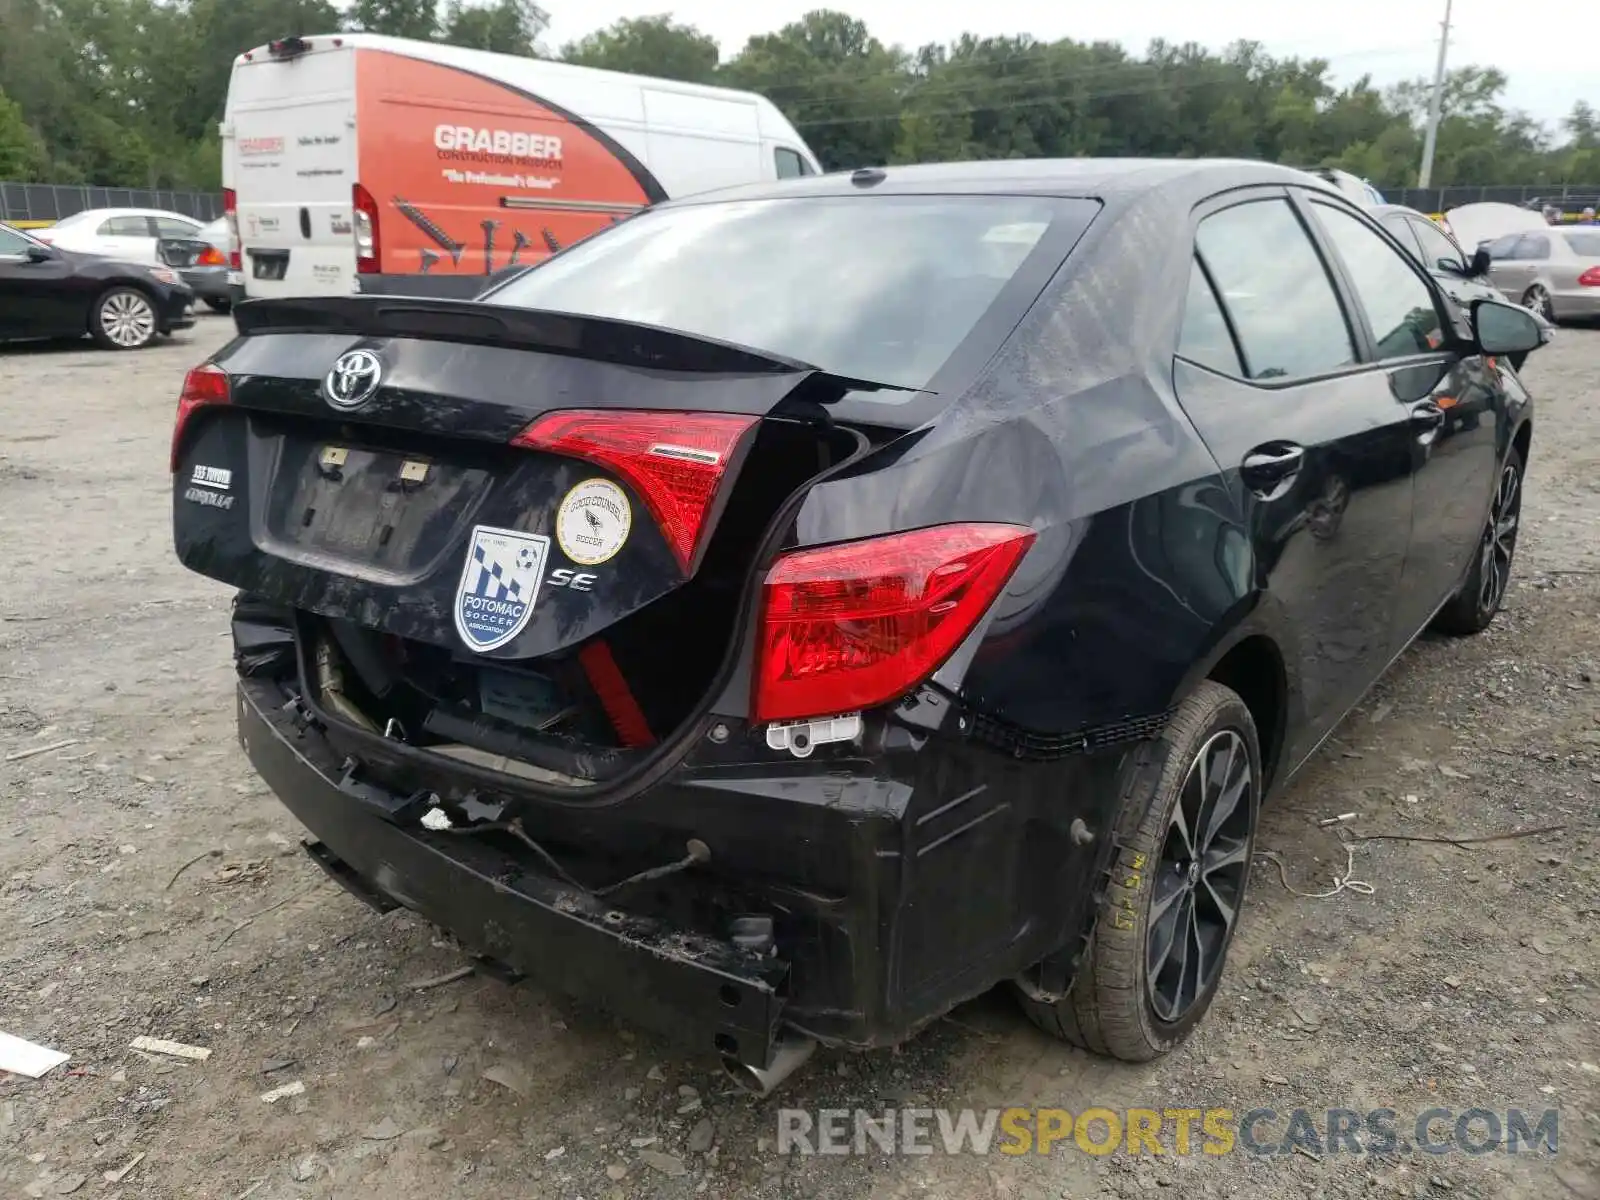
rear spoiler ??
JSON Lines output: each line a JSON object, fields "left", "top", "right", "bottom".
{"left": 233, "top": 295, "right": 817, "bottom": 377}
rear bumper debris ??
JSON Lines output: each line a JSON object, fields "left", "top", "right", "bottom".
{"left": 236, "top": 658, "right": 1127, "bottom": 1067}
{"left": 238, "top": 677, "right": 790, "bottom": 1069}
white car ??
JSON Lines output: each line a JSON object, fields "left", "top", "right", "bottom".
{"left": 35, "top": 208, "right": 206, "bottom": 265}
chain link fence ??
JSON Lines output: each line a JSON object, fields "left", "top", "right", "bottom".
{"left": 1, "top": 182, "right": 223, "bottom": 227}
{"left": 6, "top": 177, "right": 1599, "bottom": 228}
{"left": 1380, "top": 183, "right": 1600, "bottom": 214}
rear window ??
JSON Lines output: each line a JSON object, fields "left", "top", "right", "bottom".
{"left": 1563, "top": 231, "right": 1600, "bottom": 256}
{"left": 488, "top": 195, "right": 1093, "bottom": 390}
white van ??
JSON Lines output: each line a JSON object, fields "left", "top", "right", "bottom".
{"left": 220, "top": 33, "right": 822, "bottom": 300}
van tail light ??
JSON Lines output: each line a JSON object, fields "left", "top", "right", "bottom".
{"left": 513, "top": 410, "right": 758, "bottom": 573}
{"left": 171, "top": 363, "right": 231, "bottom": 472}
{"left": 352, "top": 182, "right": 381, "bottom": 274}
{"left": 1578, "top": 266, "right": 1600, "bottom": 287}
{"left": 754, "top": 523, "right": 1036, "bottom": 724}
{"left": 222, "top": 187, "right": 240, "bottom": 271}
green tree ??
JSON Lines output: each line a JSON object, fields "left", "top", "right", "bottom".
{"left": 0, "top": 86, "right": 47, "bottom": 180}
{"left": 441, "top": 0, "right": 548, "bottom": 56}
{"left": 561, "top": 15, "right": 720, "bottom": 83}
{"left": 344, "top": 0, "right": 437, "bottom": 39}
{"left": 723, "top": 10, "right": 909, "bottom": 169}
{"left": 1, "top": 0, "right": 1597, "bottom": 197}
{"left": 1564, "top": 101, "right": 1599, "bottom": 150}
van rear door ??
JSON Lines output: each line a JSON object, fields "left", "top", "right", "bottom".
{"left": 225, "top": 41, "right": 358, "bottom": 299}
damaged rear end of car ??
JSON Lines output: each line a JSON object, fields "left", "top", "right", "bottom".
{"left": 173, "top": 188, "right": 1115, "bottom": 1084}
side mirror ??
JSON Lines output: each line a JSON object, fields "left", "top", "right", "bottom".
{"left": 1467, "top": 247, "right": 1491, "bottom": 277}
{"left": 24, "top": 245, "right": 54, "bottom": 263}
{"left": 1472, "top": 300, "right": 1542, "bottom": 355}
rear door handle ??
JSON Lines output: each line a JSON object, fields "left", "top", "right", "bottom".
{"left": 1240, "top": 443, "right": 1305, "bottom": 495}
{"left": 1410, "top": 402, "right": 1446, "bottom": 433}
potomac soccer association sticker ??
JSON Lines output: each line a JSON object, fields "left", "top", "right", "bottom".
{"left": 555, "top": 478, "right": 632, "bottom": 566}
{"left": 453, "top": 525, "right": 550, "bottom": 653}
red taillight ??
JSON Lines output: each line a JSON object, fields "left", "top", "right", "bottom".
{"left": 171, "top": 363, "right": 231, "bottom": 472}
{"left": 1578, "top": 266, "right": 1600, "bottom": 287}
{"left": 197, "top": 245, "right": 227, "bottom": 267}
{"left": 753, "top": 523, "right": 1036, "bottom": 724}
{"left": 513, "top": 410, "right": 758, "bottom": 572}
{"left": 222, "top": 187, "right": 240, "bottom": 271}
{"left": 353, "top": 182, "right": 381, "bottom": 275}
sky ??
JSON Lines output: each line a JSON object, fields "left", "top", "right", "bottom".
{"left": 543, "top": 0, "right": 1593, "bottom": 134}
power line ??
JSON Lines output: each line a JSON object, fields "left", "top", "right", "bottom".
{"left": 747, "top": 31, "right": 1435, "bottom": 105}
{"left": 777, "top": 47, "right": 1440, "bottom": 132}
{"left": 752, "top": 45, "right": 1436, "bottom": 129}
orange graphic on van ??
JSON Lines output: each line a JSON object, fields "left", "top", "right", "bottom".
{"left": 356, "top": 50, "right": 664, "bottom": 278}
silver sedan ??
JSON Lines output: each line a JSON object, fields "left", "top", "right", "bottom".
{"left": 1482, "top": 227, "right": 1600, "bottom": 323}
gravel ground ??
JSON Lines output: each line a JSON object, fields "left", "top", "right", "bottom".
{"left": 1, "top": 315, "right": 1596, "bottom": 1200}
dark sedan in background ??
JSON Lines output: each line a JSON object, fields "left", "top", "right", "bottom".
{"left": 0, "top": 221, "right": 195, "bottom": 349}
{"left": 1372, "top": 202, "right": 1553, "bottom": 367}
{"left": 160, "top": 216, "right": 234, "bottom": 313}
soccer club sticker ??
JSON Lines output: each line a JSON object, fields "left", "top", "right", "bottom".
{"left": 556, "top": 478, "right": 632, "bottom": 566}
{"left": 454, "top": 525, "right": 551, "bottom": 653}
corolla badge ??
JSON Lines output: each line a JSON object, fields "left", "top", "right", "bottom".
{"left": 323, "top": 349, "right": 383, "bottom": 410}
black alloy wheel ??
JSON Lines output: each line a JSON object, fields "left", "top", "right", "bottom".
{"left": 1433, "top": 444, "right": 1525, "bottom": 636}
{"left": 1146, "top": 729, "right": 1254, "bottom": 1024}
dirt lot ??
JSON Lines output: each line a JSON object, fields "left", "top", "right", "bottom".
{"left": 1, "top": 314, "right": 1596, "bottom": 1200}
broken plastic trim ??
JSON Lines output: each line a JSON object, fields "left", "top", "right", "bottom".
{"left": 280, "top": 426, "right": 874, "bottom": 810}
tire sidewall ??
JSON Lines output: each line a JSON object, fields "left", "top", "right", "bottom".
{"left": 1099, "top": 683, "right": 1262, "bottom": 1055}
{"left": 92, "top": 287, "right": 158, "bottom": 351}
{"left": 1461, "top": 445, "right": 1523, "bottom": 628}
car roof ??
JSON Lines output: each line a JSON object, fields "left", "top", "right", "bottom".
{"left": 662, "top": 157, "right": 1323, "bottom": 208}
{"left": 1369, "top": 204, "right": 1429, "bottom": 220}
{"left": 60, "top": 207, "right": 200, "bottom": 222}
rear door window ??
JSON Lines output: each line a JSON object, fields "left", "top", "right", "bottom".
{"left": 154, "top": 216, "right": 201, "bottom": 238}
{"left": 1513, "top": 234, "right": 1552, "bottom": 261}
{"left": 1194, "top": 198, "right": 1355, "bottom": 380}
{"left": 99, "top": 216, "right": 152, "bottom": 237}
{"left": 1313, "top": 202, "right": 1444, "bottom": 360}
{"left": 1178, "top": 259, "right": 1242, "bottom": 376}
{"left": 1410, "top": 218, "right": 1467, "bottom": 272}
{"left": 1381, "top": 214, "right": 1424, "bottom": 261}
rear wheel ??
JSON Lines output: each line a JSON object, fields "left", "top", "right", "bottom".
{"left": 1432, "top": 446, "right": 1523, "bottom": 636}
{"left": 1017, "top": 681, "right": 1260, "bottom": 1060}
{"left": 90, "top": 287, "right": 158, "bottom": 350}
{"left": 1521, "top": 285, "right": 1554, "bottom": 323}
{"left": 204, "top": 297, "right": 231, "bottom": 314}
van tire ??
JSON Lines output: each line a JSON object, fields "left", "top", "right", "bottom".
{"left": 1016, "top": 681, "right": 1261, "bottom": 1061}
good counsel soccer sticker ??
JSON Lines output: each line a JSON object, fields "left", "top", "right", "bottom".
{"left": 453, "top": 525, "right": 551, "bottom": 652}
{"left": 556, "top": 479, "right": 632, "bottom": 566}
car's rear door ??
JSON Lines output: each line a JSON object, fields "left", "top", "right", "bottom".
{"left": 1171, "top": 189, "right": 1417, "bottom": 768}
{"left": 1302, "top": 195, "right": 1502, "bottom": 647}
{"left": 102, "top": 215, "right": 162, "bottom": 263}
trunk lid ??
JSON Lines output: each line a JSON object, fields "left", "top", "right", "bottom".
{"left": 174, "top": 297, "right": 842, "bottom": 670}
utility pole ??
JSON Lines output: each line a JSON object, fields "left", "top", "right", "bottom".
{"left": 1417, "top": 0, "right": 1454, "bottom": 188}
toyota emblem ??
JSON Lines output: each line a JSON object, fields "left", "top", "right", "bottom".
{"left": 324, "top": 349, "right": 383, "bottom": 410}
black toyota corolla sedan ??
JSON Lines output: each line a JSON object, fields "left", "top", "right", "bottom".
{"left": 171, "top": 159, "right": 1541, "bottom": 1088}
